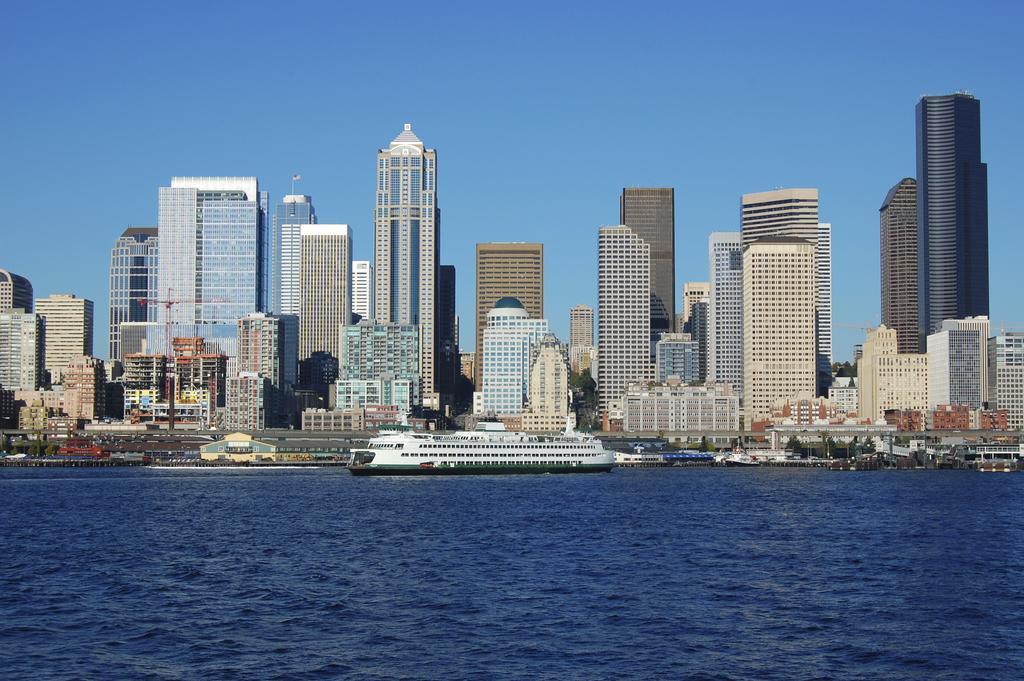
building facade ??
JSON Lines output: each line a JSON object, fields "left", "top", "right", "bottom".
{"left": 742, "top": 237, "right": 816, "bottom": 424}
{"left": 157, "top": 177, "right": 269, "bottom": 324}
{"left": 989, "top": 333, "right": 1024, "bottom": 430}
{"left": 108, "top": 227, "right": 158, "bottom": 361}
{"left": 927, "top": 319, "right": 984, "bottom": 410}
{"left": 707, "top": 232, "right": 743, "bottom": 392}
{"left": 351, "top": 260, "right": 373, "bottom": 321}
{"left": 373, "top": 124, "right": 440, "bottom": 408}
{"left": 338, "top": 322, "right": 420, "bottom": 406}
{"left": 522, "top": 334, "right": 571, "bottom": 432}
{"left": 622, "top": 381, "right": 739, "bottom": 432}
{"left": 474, "top": 243, "right": 543, "bottom": 387}
{"left": 917, "top": 93, "right": 989, "bottom": 337}
{"left": 879, "top": 178, "right": 920, "bottom": 352}
{"left": 437, "top": 264, "right": 458, "bottom": 398}
{"left": 597, "top": 225, "right": 652, "bottom": 416}
{"left": 655, "top": 333, "right": 699, "bottom": 383}
{"left": 857, "top": 325, "right": 929, "bottom": 421}
{"left": 0, "top": 269, "right": 33, "bottom": 313}
{"left": 0, "top": 310, "right": 45, "bottom": 390}
{"left": 479, "top": 298, "right": 550, "bottom": 415}
{"left": 299, "top": 225, "right": 351, "bottom": 361}
{"left": 63, "top": 356, "right": 106, "bottom": 422}
{"left": 681, "top": 282, "right": 709, "bottom": 332}
{"left": 828, "top": 376, "right": 859, "bottom": 415}
{"left": 225, "top": 372, "right": 272, "bottom": 431}
{"left": 569, "top": 304, "right": 594, "bottom": 348}
{"left": 36, "top": 294, "right": 93, "bottom": 384}
{"left": 620, "top": 188, "right": 675, "bottom": 333}
{"left": 274, "top": 194, "right": 316, "bottom": 316}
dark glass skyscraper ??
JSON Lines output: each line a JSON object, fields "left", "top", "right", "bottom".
{"left": 109, "top": 227, "right": 158, "bottom": 360}
{"left": 880, "top": 178, "right": 919, "bottom": 353}
{"left": 916, "top": 93, "right": 989, "bottom": 336}
{"left": 437, "top": 264, "right": 457, "bottom": 398}
{"left": 620, "top": 188, "right": 675, "bottom": 333}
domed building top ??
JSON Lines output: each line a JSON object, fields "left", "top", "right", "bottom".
{"left": 488, "top": 296, "right": 529, "bottom": 319}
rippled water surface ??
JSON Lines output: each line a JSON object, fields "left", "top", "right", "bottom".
{"left": 1, "top": 467, "right": 1022, "bottom": 680}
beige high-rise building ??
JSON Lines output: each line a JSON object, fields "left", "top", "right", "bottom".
{"left": 680, "top": 282, "right": 709, "bottom": 329}
{"left": 597, "top": 225, "right": 652, "bottom": 417}
{"left": 743, "top": 237, "right": 816, "bottom": 424}
{"left": 299, "top": 225, "right": 351, "bottom": 361}
{"left": 857, "top": 325, "right": 929, "bottom": 421}
{"left": 63, "top": 355, "right": 105, "bottom": 422}
{"left": 569, "top": 304, "right": 594, "bottom": 348}
{"left": 522, "top": 334, "right": 572, "bottom": 432}
{"left": 474, "top": 242, "right": 543, "bottom": 387}
{"left": 373, "top": 124, "right": 440, "bottom": 408}
{"left": 36, "top": 294, "right": 93, "bottom": 384}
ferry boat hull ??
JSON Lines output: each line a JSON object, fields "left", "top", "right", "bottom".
{"left": 349, "top": 462, "right": 613, "bottom": 476}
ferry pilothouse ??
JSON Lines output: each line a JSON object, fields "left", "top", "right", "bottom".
{"left": 348, "top": 420, "right": 615, "bottom": 476}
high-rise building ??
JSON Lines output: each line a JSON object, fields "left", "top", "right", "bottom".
{"left": 569, "top": 304, "right": 594, "bottom": 348}
{"left": 0, "top": 269, "right": 33, "bottom": 313}
{"left": 597, "top": 225, "right": 652, "bottom": 416}
{"left": 743, "top": 237, "right": 816, "bottom": 424}
{"left": 157, "top": 177, "right": 269, "bottom": 324}
{"left": 857, "top": 325, "right": 929, "bottom": 421}
{"left": 339, "top": 322, "right": 420, "bottom": 383}
{"left": 741, "top": 189, "right": 831, "bottom": 395}
{"left": 63, "top": 356, "right": 106, "bottom": 422}
{"left": 927, "top": 319, "right": 985, "bottom": 410}
{"left": 989, "top": 333, "right": 1024, "bottom": 431}
{"left": 655, "top": 333, "right": 700, "bottom": 383}
{"left": 689, "top": 297, "right": 709, "bottom": 382}
{"left": 479, "top": 298, "right": 550, "bottom": 415}
{"left": 237, "top": 313, "right": 288, "bottom": 388}
{"left": 522, "top": 334, "right": 572, "bottom": 432}
{"left": 917, "top": 93, "right": 989, "bottom": 336}
{"left": 351, "top": 260, "right": 373, "bottom": 321}
{"left": 619, "top": 188, "right": 675, "bottom": 333}
{"left": 225, "top": 372, "right": 272, "bottom": 431}
{"left": 708, "top": 232, "right": 743, "bottom": 392}
{"left": 373, "top": 124, "right": 440, "bottom": 408}
{"left": 0, "top": 310, "right": 45, "bottom": 390}
{"left": 681, "top": 282, "right": 709, "bottom": 332}
{"left": 879, "top": 178, "right": 920, "bottom": 352}
{"left": 474, "top": 243, "right": 544, "bottom": 387}
{"left": 437, "top": 264, "right": 458, "bottom": 398}
{"left": 36, "top": 294, "right": 93, "bottom": 384}
{"left": 299, "top": 225, "right": 351, "bottom": 361}
{"left": 275, "top": 194, "right": 316, "bottom": 316}
{"left": 108, "top": 227, "right": 158, "bottom": 360}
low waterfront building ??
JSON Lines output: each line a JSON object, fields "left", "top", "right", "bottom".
{"left": 200, "top": 432, "right": 279, "bottom": 463}
{"left": 301, "top": 408, "right": 365, "bottom": 432}
{"left": 622, "top": 380, "right": 739, "bottom": 432}
{"left": 884, "top": 409, "right": 925, "bottom": 432}
{"left": 769, "top": 394, "right": 841, "bottom": 426}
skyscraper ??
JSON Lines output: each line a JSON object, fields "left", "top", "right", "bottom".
{"left": 0, "top": 269, "right": 33, "bottom": 313}
{"left": 708, "top": 232, "right": 743, "bottom": 392}
{"left": 0, "top": 309, "right": 45, "bottom": 390}
{"left": 597, "top": 225, "right": 652, "bottom": 416}
{"left": 158, "top": 177, "right": 269, "bottom": 324}
{"left": 569, "top": 304, "right": 594, "bottom": 348}
{"left": 351, "top": 260, "right": 373, "bottom": 321}
{"left": 741, "top": 188, "right": 831, "bottom": 394}
{"left": 437, "top": 264, "right": 458, "bottom": 398}
{"left": 479, "top": 298, "right": 550, "bottom": 416}
{"left": 474, "top": 242, "right": 544, "bottom": 387}
{"left": 927, "top": 319, "right": 984, "bottom": 410}
{"left": 36, "top": 294, "right": 93, "bottom": 384}
{"left": 879, "top": 178, "right": 920, "bottom": 352}
{"left": 275, "top": 194, "right": 316, "bottom": 316}
{"left": 743, "top": 237, "right": 816, "bottom": 423}
{"left": 989, "top": 333, "right": 1024, "bottom": 430}
{"left": 619, "top": 188, "right": 675, "bottom": 333}
{"left": 681, "top": 282, "right": 709, "bottom": 332}
{"left": 299, "top": 225, "right": 351, "bottom": 361}
{"left": 374, "top": 124, "right": 440, "bottom": 408}
{"left": 916, "top": 93, "right": 989, "bottom": 336}
{"left": 108, "top": 227, "right": 158, "bottom": 360}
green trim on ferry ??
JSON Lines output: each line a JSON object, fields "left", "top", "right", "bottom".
{"left": 349, "top": 463, "right": 613, "bottom": 476}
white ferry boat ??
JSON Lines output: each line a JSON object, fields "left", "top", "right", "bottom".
{"left": 349, "top": 421, "right": 614, "bottom": 476}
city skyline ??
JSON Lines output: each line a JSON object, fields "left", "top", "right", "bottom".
{"left": 2, "top": 4, "right": 1021, "bottom": 363}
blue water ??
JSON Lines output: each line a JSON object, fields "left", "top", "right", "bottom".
{"left": 1, "top": 467, "right": 1022, "bottom": 680}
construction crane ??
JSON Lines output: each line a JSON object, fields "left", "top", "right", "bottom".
{"left": 139, "top": 289, "right": 226, "bottom": 430}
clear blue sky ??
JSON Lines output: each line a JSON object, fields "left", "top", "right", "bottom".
{"left": 2, "top": 1, "right": 1021, "bottom": 360}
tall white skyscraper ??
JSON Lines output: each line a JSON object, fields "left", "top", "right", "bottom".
{"left": 597, "top": 225, "right": 652, "bottom": 416}
{"left": 743, "top": 237, "right": 816, "bottom": 423}
{"left": 708, "top": 232, "right": 743, "bottom": 392}
{"left": 374, "top": 124, "right": 440, "bottom": 408}
{"left": 299, "top": 225, "right": 351, "bottom": 361}
{"left": 478, "top": 298, "right": 550, "bottom": 416}
{"left": 157, "top": 177, "right": 268, "bottom": 324}
{"left": 351, "top": 260, "right": 373, "bottom": 321}
{"left": 741, "top": 188, "right": 832, "bottom": 394}
{"left": 275, "top": 194, "right": 316, "bottom": 316}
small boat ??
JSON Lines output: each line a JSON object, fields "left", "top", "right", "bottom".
{"left": 723, "top": 451, "right": 760, "bottom": 467}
